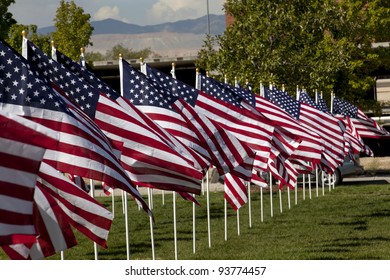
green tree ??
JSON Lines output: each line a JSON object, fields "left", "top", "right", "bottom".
{"left": 52, "top": 0, "right": 93, "bottom": 61}
{"left": 196, "top": 0, "right": 390, "bottom": 111}
{"left": 0, "top": 0, "right": 16, "bottom": 39}
{"left": 104, "top": 44, "right": 155, "bottom": 60}
{"left": 6, "top": 24, "right": 51, "bottom": 55}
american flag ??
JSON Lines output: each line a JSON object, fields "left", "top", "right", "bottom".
{"left": 299, "top": 102, "right": 346, "bottom": 173}
{"left": 172, "top": 98, "right": 255, "bottom": 181}
{"left": 268, "top": 87, "right": 346, "bottom": 173}
{"left": 122, "top": 61, "right": 211, "bottom": 164}
{"left": 138, "top": 65, "right": 271, "bottom": 208}
{"left": 257, "top": 88, "right": 324, "bottom": 165}
{"left": 333, "top": 96, "right": 389, "bottom": 139}
{"left": 0, "top": 39, "right": 151, "bottom": 215}
{"left": 2, "top": 184, "right": 77, "bottom": 259}
{"left": 2, "top": 162, "right": 114, "bottom": 259}
{"left": 300, "top": 91, "right": 372, "bottom": 158}
{"left": 144, "top": 65, "right": 274, "bottom": 174}
{"left": 198, "top": 76, "right": 305, "bottom": 188}
{"left": 0, "top": 111, "right": 51, "bottom": 246}
{"left": 25, "top": 40, "right": 203, "bottom": 197}
{"left": 223, "top": 173, "right": 247, "bottom": 211}
{"left": 195, "top": 73, "right": 275, "bottom": 174}
{"left": 54, "top": 46, "right": 209, "bottom": 173}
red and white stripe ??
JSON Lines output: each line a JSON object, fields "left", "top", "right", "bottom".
{"left": 172, "top": 98, "right": 255, "bottom": 181}
{"left": 224, "top": 173, "right": 247, "bottom": 210}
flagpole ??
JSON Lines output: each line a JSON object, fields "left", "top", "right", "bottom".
{"left": 224, "top": 196, "right": 228, "bottom": 240}
{"left": 247, "top": 181, "right": 252, "bottom": 228}
{"left": 206, "top": 169, "right": 211, "bottom": 247}
{"left": 260, "top": 186, "right": 264, "bottom": 222}
{"left": 89, "top": 179, "right": 98, "bottom": 260}
{"left": 269, "top": 173, "right": 273, "bottom": 217}
{"left": 279, "top": 187, "right": 283, "bottom": 213}
{"left": 119, "top": 54, "right": 131, "bottom": 260}
{"left": 148, "top": 188, "right": 155, "bottom": 260}
{"left": 173, "top": 191, "right": 178, "bottom": 260}
{"left": 193, "top": 194, "right": 196, "bottom": 253}
{"left": 315, "top": 90, "right": 320, "bottom": 198}
{"left": 124, "top": 191, "right": 131, "bottom": 260}
{"left": 308, "top": 171, "right": 312, "bottom": 199}
{"left": 237, "top": 208, "right": 240, "bottom": 236}
{"left": 287, "top": 186, "right": 291, "bottom": 209}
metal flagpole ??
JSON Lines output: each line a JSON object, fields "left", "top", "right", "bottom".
{"left": 224, "top": 196, "right": 228, "bottom": 240}
{"left": 173, "top": 191, "right": 178, "bottom": 260}
{"left": 295, "top": 182, "right": 298, "bottom": 205}
{"left": 269, "top": 173, "right": 273, "bottom": 217}
{"left": 237, "top": 209, "right": 240, "bottom": 236}
{"left": 193, "top": 194, "right": 196, "bottom": 254}
{"left": 247, "top": 181, "right": 252, "bottom": 228}
{"left": 302, "top": 174, "right": 306, "bottom": 200}
{"left": 206, "top": 169, "right": 211, "bottom": 247}
{"left": 124, "top": 191, "right": 130, "bottom": 260}
{"left": 148, "top": 188, "right": 155, "bottom": 260}
{"left": 308, "top": 173, "right": 312, "bottom": 199}
{"left": 90, "top": 180, "right": 98, "bottom": 260}
{"left": 119, "top": 55, "right": 131, "bottom": 260}
{"left": 260, "top": 186, "right": 264, "bottom": 222}
{"left": 279, "top": 188, "right": 283, "bottom": 213}
{"left": 315, "top": 90, "right": 320, "bottom": 198}
{"left": 287, "top": 186, "right": 291, "bottom": 209}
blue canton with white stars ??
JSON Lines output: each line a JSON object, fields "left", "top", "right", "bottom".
{"left": 122, "top": 60, "right": 194, "bottom": 111}
{"left": 0, "top": 40, "right": 71, "bottom": 114}
{"left": 263, "top": 87, "right": 300, "bottom": 120}
{"left": 145, "top": 64, "right": 198, "bottom": 107}
{"left": 333, "top": 96, "right": 358, "bottom": 118}
{"left": 56, "top": 50, "right": 120, "bottom": 100}
{"left": 26, "top": 40, "right": 100, "bottom": 119}
{"left": 200, "top": 74, "right": 256, "bottom": 108}
{"left": 299, "top": 91, "right": 331, "bottom": 114}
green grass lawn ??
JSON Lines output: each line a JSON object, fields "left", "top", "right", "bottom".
{"left": 2, "top": 182, "right": 390, "bottom": 260}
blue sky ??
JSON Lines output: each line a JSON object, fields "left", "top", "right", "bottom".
{"left": 9, "top": 0, "right": 225, "bottom": 28}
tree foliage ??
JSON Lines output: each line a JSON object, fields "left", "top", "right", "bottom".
{"left": 196, "top": 0, "right": 390, "bottom": 111}
{"left": 84, "top": 44, "right": 157, "bottom": 63}
{"left": 52, "top": 0, "right": 94, "bottom": 61}
{"left": 0, "top": 0, "right": 16, "bottom": 39}
{"left": 6, "top": 24, "right": 51, "bottom": 55}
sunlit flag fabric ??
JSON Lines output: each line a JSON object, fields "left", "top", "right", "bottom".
{"left": 333, "top": 96, "right": 389, "bottom": 139}
{"left": 2, "top": 184, "right": 77, "bottom": 260}
{"left": 25, "top": 40, "right": 203, "bottom": 196}
{"left": 172, "top": 98, "right": 255, "bottom": 181}
{"left": 196, "top": 74, "right": 275, "bottom": 174}
{"left": 256, "top": 88, "right": 324, "bottom": 166}
{"left": 300, "top": 92, "right": 372, "bottom": 157}
{"left": 54, "top": 47, "right": 210, "bottom": 174}
{"left": 142, "top": 66, "right": 274, "bottom": 180}
{"left": 2, "top": 162, "right": 114, "bottom": 259}
{"left": 0, "top": 111, "right": 56, "bottom": 246}
{"left": 128, "top": 62, "right": 256, "bottom": 181}
{"left": 0, "top": 39, "right": 151, "bottom": 215}
{"left": 56, "top": 47, "right": 210, "bottom": 173}
{"left": 199, "top": 76, "right": 305, "bottom": 187}
{"left": 297, "top": 91, "right": 346, "bottom": 173}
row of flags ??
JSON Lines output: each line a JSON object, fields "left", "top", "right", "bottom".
{"left": 1, "top": 36, "right": 388, "bottom": 259}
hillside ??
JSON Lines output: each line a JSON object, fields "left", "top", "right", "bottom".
{"left": 38, "top": 14, "right": 225, "bottom": 58}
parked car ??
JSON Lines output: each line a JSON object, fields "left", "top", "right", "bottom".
{"left": 319, "top": 154, "right": 364, "bottom": 186}
{"left": 211, "top": 154, "right": 364, "bottom": 186}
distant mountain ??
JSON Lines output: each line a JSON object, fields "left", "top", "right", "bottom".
{"left": 38, "top": 14, "right": 226, "bottom": 36}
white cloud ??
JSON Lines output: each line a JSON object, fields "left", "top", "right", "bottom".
{"left": 147, "top": 0, "right": 224, "bottom": 24}
{"left": 93, "top": 6, "right": 128, "bottom": 22}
